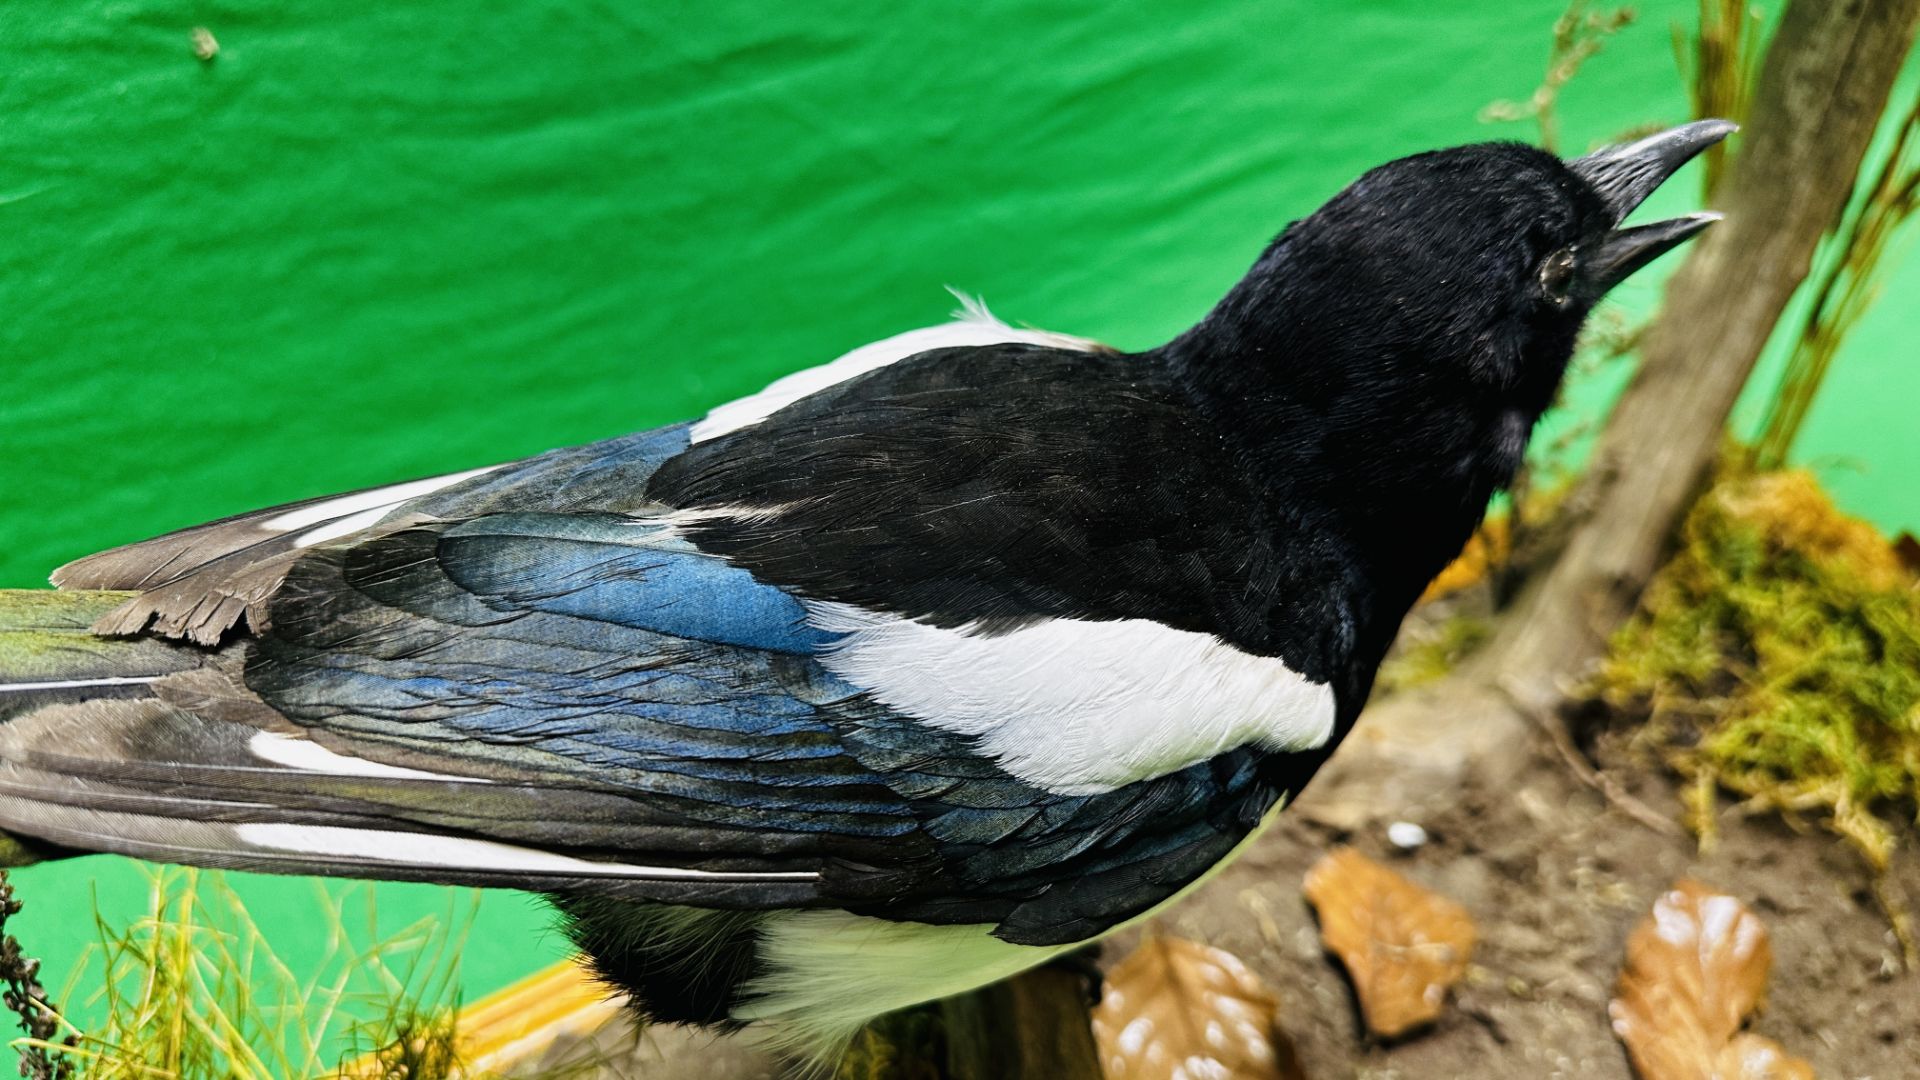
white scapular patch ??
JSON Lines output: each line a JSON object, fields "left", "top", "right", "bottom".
{"left": 811, "top": 606, "right": 1335, "bottom": 796}
{"left": 246, "top": 731, "right": 491, "bottom": 783}
{"left": 232, "top": 823, "right": 820, "bottom": 882}
{"left": 0, "top": 676, "right": 161, "bottom": 694}
{"left": 259, "top": 465, "right": 501, "bottom": 536}
{"left": 689, "top": 292, "right": 1103, "bottom": 444}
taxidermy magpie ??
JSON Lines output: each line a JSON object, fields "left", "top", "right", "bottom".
{"left": 0, "top": 120, "right": 1730, "bottom": 1060}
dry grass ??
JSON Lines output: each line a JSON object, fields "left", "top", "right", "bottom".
{"left": 11, "top": 868, "right": 483, "bottom": 1080}
{"left": 1751, "top": 87, "right": 1920, "bottom": 470}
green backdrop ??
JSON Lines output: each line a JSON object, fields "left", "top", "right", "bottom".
{"left": 3, "top": 0, "right": 1915, "bottom": 1061}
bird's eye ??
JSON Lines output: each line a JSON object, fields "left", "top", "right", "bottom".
{"left": 1538, "top": 247, "right": 1577, "bottom": 306}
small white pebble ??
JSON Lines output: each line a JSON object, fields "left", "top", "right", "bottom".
{"left": 1387, "top": 821, "right": 1429, "bottom": 850}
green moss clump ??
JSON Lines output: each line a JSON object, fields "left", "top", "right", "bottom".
{"left": 1599, "top": 470, "right": 1920, "bottom": 869}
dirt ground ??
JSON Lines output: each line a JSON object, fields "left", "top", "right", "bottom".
{"left": 1117, "top": 729, "right": 1920, "bottom": 1080}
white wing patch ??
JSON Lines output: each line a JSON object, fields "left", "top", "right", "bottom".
{"left": 810, "top": 605, "right": 1336, "bottom": 796}
{"left": 246, "top": 731, "right": 491, "bottom": 783}
{"left": 232, "top": 823, "right": 820, "bottom": 882}
{"left": 689, "top": 292, "right": 1104, "bottom": 444}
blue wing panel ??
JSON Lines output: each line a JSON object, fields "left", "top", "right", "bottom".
{"left": 436, "top": 514, "right": 833, "bottom": 654}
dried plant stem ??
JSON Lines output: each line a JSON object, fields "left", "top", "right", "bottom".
{"left": 1752, "top": 88, "right": 1920, "bottom": 470}
{"left": 1481, "top": 0, "right": 1638, "bottom": 153}
{"left": 1675, "top": 0, "right": 1764, "bottom": 198}
{"left": 1518, "top": 688, "right": 1684, "bottom": 837}
{"left": 0, "top": 870, "right": 76, "bottom": 1080}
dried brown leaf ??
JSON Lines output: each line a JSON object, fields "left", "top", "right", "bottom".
{"left": 1716, "top": 1034, "right": 1817, "bottom": 1080}
{"left": 1091, "top": 936, "right": 1305, "bottom": 1080}
{"left": 1301, "top": 846, "right": 1475, "bottom": 1038}
{"left": 1609, "top": 880, "right": 1813, "bottom": 1080}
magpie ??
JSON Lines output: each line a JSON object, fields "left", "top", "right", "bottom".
{"left": 0, "top": 120, "right": 1731, "bottom": 1061}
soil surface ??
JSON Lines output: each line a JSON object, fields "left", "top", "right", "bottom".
{"left": 1118, "top": 729, "right": 1919, "bottom": 1080}
{"left": 535, "top": 718, "right": 1920, "bottom": 1079}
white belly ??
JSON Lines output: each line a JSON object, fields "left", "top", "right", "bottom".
{"left": 731, "top": 795, "right": 1289, "bottom": 1061}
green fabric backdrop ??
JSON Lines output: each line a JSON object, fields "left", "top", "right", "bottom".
{"left": 3, "top": 0, "right": 1914, "bottom": 1059}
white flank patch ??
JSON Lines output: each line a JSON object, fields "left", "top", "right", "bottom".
{"left": 246, "top": 731, "right": 491, "bottom": 783}
{"left": 811, "top": 605, "right": 1335, "bottom": 795}
{"left": 689, "top": 293, "right": 1103, "bottom": 443}
{"left": 232, "top": 823, "right": 820, "bottom": 882}
{"left": 732, "top": 910, "right": 1072, "bottom": 1052}
{"left": 259, "top": 466, "right": 501, "bottom": 533}
{"left": 0, "top": 675, "right": 162, "bottom": 694}
{"left": 736, "top": 793, "right": 1294, "bottom": 1060}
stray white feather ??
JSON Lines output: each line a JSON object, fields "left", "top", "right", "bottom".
{"left": 246, "top": 731, "right": 490, "bottom": 783}
{"left": 232, "top": 823, "right": 819, "bottom": 882}
{"left": 810, "top": 605, "right": 1335, "bottom": 795}
{"left": 291, "top": 506, "right": 393, "bottom": 548}
{"left": 689, "top": 292, "right": 1103, "bottom": 443}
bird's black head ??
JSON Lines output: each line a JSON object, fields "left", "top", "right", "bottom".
{"left": 1171, "top": 120, "right": 1732, "bottom": 416}
{"left": 1163, "top": 120, "right": 1732, "bottom": 606}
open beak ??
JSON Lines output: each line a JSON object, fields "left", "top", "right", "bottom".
{"left": 1569, "top": 119, "right": 1736, "bottom": 291}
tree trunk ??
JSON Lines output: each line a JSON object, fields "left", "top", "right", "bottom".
{"left": 1487, "top": 0, "right": 1920, "bottom": 713}
{"left": 1305, "top": 0, "right": 1920, "bottom": 830}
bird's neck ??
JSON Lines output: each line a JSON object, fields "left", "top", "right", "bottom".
{"left": 1153, "top": 282, "right": 1548, "bottom": 618}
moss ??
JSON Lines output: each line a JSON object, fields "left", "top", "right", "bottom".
{"left": 1598, "top": 470, "right": 1920, "bottom": 870}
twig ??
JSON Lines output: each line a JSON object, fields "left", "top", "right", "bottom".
{"left": 1871, "top": 868, "right": 1920, "bottom": 973}
{"left": 0, "top": 870, "right": 76, "bottom": 1080}
{"left": 1500, "top": 679, "right": 1684, "bottom": 837}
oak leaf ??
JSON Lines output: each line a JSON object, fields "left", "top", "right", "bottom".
{"left": 1091, "top": 935, "right": 1306, "bottom": 1080}
{"left": 1609, "top": 880, "right": 1815, "bottom": 1080}
{"left": 1716, "top": 1034, "right": 1816, "bottom": 1080}
{"left": 1301, "top": 846, "right": 1475, "bottom": 1038}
